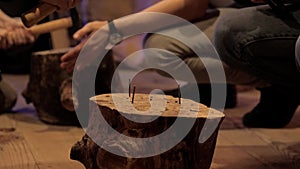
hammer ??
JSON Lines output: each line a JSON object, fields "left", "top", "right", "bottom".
{"left": 21, "top": 2, "right": 58, "bottom": 28}
{"left": 28, "top": 8, "right": 80, "bottom": 35}
{"left": 21, "top": 0, "right": 80, "bottom": 28}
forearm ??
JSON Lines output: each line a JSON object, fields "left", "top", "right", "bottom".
{"left": 73, "top": 0, "right": 209, "bottom": 42}
{"left": 142, "top": 0, "right": 209, "bottom": 20}
{"left": 62, "top": 0, "right": 210, "bottom": 71}
{"left": 114, "top": 0, "right": 209, "bottom": 38}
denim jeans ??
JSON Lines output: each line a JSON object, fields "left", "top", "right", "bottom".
{"left": 214, "top": 5, "right": 300, "bottom": 89}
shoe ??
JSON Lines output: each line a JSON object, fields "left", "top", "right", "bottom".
{"left": 243, "top": 86, "right": 299, "bottom": 128}
{"left": 164, "top": 83, "right": 237, "bottom": 109}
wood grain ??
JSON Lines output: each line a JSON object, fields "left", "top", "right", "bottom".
{"left": 0, "top": 114, "right": 38, "bottom": 169}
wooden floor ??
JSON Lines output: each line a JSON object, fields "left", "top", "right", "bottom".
{"left": 1, "top": 74, "right": 300, "bottom": 169}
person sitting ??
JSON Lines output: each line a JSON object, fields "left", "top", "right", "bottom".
{"left": 0, "top": 0, "right": 80, "bottom": 113}
{"left": 214, "top": 0, "right": 300, "bottom": 128}
{"left": 0, "top": 0, "right": 52, "bottom": 73}
{"left": 59, "top": 0, "right": 279, "bottom": 118}
{"left": 0, "top": 7, "right": 35, "bottom": 113}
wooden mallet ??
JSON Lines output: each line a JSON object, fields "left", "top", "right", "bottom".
{"left": 21, "top": 2, "right": 81, "bottom": 35}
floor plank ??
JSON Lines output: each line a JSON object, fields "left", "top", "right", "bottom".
{"left": 11, "top": 113, "right": 85, "bottom": 169}
{"left": 212, "top": 146, "right": 271, "bottom": 169}
{"left": 0, "top": 114, "right": 38, "bottom": 169}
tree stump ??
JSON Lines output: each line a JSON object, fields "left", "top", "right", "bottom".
{"left": 71, "top": 93, "right": 225, "bottom": 169}
{"left": 22, "top": 49, "right": 118, "bottom": 125}
{"left": 22, "top": 48, "right": 80, "bottom": 125}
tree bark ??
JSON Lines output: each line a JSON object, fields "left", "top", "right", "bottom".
{"left": 22, "top": 49, "right": 119, "bottom": 125}
{"left": 71, "top": 93, "right": 224, "bottom": 169}
{"left": 22, "top": 48, "right": 80, "bottom": 125}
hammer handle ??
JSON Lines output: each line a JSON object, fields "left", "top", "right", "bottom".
{"left": 29, "top": 17, "right": 73, "bottom": 35}
{"left": 21, "top": 3, "right": 58, "bottom": 27}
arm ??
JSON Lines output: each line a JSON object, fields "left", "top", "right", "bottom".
{"left": 74, "top": 0, "right": 209, "bottom": 39}
{"left": 61, "top": 0, "right": 209, "bottom": 71}
{"left": 142, "top": 0, "right": 209, "bottom": 20}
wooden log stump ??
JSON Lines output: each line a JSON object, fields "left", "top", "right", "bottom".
{"left": 71, "top": 93, "right": 225, "bottom": 169}
{"left": 22, "top": 48, "right": 80, "bottom": 125}
{"left": 22, "top": 49, "right": 118, "bottom": 125}
{"left": 59, "top": 77, "right": 75, "bottom": 112}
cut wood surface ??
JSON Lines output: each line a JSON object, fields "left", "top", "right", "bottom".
{"left": 90, "top": 93, "right": 224, "bottom": 118}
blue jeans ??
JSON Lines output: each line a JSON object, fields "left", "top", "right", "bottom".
{"left": 214, "top": 5, "right": 300, "bottom": 89}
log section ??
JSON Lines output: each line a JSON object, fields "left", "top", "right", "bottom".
{"left": 22, "top": 49, "right": 117, "bottom": 125}
{"left": 22, "top": 48, "right": 79, "bottom": 125}
{"left": 71, "top": 93, "right": 225, "bottom": 169}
